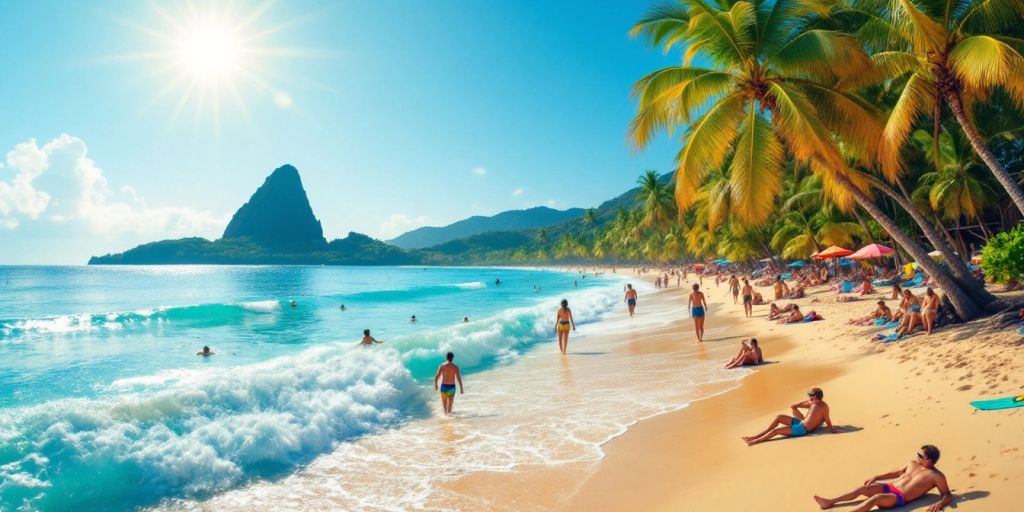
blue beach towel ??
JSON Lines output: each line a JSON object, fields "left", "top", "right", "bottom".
{"left": 873, "top": 317, "right": 887, "bottom": 326}
{"left": 1018, "top": 327, "right": 1024, "bottom": 335}
{"left": 883, "top": 321, "right": 900, "bottom": 329}
{"left": 839, "top": 281, "right": 854, "bottom": 293}
{"left": 901, "top": 273, "right": 925, "bottom": 288}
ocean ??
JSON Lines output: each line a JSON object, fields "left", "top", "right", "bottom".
{"left": 0, "top": 265, "right": 743, "bottom": 511}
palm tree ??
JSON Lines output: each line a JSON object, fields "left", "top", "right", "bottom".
{"left": 630, "top": 0, "right": 987, "bottom": 319}
{"left": 582, "top": 208, "right": 597, "bottom": 226}
{"left": 636, "top": 170, "right": 676, "bottom": 227}
{"left": 852, "top": 0, "right": 1024, "bottom": 214}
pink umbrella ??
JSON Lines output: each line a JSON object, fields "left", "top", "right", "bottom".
{"left": 848, "top": 243, "right": 895, "bottom": 260}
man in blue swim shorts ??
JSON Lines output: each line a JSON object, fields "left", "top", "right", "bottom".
{"left": 433, "top": 351, "right": 464, "bottom": 416}
{"left": 742, "top": 388, "right": 837, "bottom": 446}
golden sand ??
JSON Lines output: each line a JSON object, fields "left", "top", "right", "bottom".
{"left": 444, "top": 272, "right": 1023, "bottom": 511}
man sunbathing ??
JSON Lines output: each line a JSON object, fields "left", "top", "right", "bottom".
{"left": 814, "top": 444, "right": 952, "bottom": 511}
{"left": 849, "top": 300, "right": 893, "bottom": 326}
{"left": 768, "top": 302, "right": 798, "bottom": 320}
{"left": 725, "top": 338, "right": 763, "bottom": 369}
{"left": 742, "top": 387, "right": 835, "bottom": 446}
{"left": 777, "top": 305, "right": 804, "bottom": 324}
{"left": 751, "top": 291, "right": 765, "bottom": 305}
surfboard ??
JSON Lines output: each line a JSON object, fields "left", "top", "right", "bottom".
{"left": 970, "top": 395, "right": 1024, "bottom": 411}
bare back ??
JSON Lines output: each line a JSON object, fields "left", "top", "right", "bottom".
{"left": 437, "top": 362, "right": 460, "bottom": 385}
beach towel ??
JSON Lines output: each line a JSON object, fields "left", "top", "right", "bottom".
{"left": 883, "top": 321, "right": 900, "bottom": 329}
{"left": 901, "top": 273, "right": 925, "bottom": 288}
{"left": 970, "top": 395, "right": 1024, "bottom": 411}
{"left": 839, "top": 281, "right": 854, "bottom": 293}
{"left": 873, "top": 317, "right": 887, "bottom": 326}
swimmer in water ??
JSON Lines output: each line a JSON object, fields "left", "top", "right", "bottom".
{"left": 463, "top": 317, "right": 469, "bottom": 323}
{"left": 196, "top": 346, "right": 215, "bottom": 356}
{"left": 359, "top": 329, "right": 383, "bottom": 345}
{"left": 290, "top": 300, "right": 297, "bottom": 308}
{"left": 411, "top": 315, "right": 417, "bottom": 323}
{"left": 340, "top": 304, "right": 347, "bottom": 311}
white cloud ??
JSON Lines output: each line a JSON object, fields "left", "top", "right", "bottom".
{"left": 273, "top": 91, "right": 293, "bottom": 108}
{"left": 470, "top": 167, "right": 486, "bottom": 176}
{"left": 378, "top": 213, "right": 429, "bottom": 239}
{"left": 0, "top": 134, "right": 227, "bottom": 238}
{"left": 512, "top": 187, "right": 524, "bottom": 197}
{"left": 546, "top": 199, "right": 557, "bottom": 207}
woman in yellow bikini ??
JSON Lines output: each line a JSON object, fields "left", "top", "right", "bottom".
{"left": 554, "top": 299, "right": 576, "bottom": 355}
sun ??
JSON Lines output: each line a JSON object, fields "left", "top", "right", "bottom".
{"left": 174, "top": 19, "right": 243, "bottom": 83}
{"left": 110, "top": 1, "right": 321, "bottom": 131}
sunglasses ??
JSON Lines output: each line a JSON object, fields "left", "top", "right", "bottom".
{"left": 916, "top": 452, "right": 926, "bottom": 461}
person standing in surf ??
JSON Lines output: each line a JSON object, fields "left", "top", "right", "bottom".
{"left": 433, "top": 352, "right": 464, "bottom": 415}
{"left": 624, "top": 284, "right": 638, "bottom": 317}
{"left": 554, "top": 299, "right": 576, "bottom": 354}
{"left": 688, "top": 283, "right": 708, "bottom": 342}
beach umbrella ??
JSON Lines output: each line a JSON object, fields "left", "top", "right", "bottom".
{"left": 787, "top": 260, "right": 808, "bottom": 268}
{"left": 848, "top": 243, "right": 895, "bottom": 260}
{"left": 813, "top": 245, "right": 854, "bottom": 260}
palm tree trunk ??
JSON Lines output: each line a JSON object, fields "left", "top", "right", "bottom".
{"left": 946, "top": 91, "right": 1024, "bottom": 215}
{"left": 834, "top": 174, "right": 982, "bottom": 321}
{"left": 866, "top": 176, "right": 996, "bottom": 305}
{"left": 852, "top": 208, "right": 876, "bottom": 244}
{"left": 933, "top": 213, "right": 959, "bottom": 251}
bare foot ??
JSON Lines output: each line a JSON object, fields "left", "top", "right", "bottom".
{"left": 813, "top": 495, "right": 833, "bottom": 509}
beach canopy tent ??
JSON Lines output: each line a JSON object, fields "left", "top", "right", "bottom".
{"left": 787, "top": 260, "right": 808, "bottom": 268}
{"left": 848, "top": 243, "right": 895, "bottom": 260}
{"left": 813, "top": 245, "right": 854, "bottom": 260}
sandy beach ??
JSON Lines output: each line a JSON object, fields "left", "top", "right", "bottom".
{"left": 441, "top": 272, "right": 1024, "bottom": 511}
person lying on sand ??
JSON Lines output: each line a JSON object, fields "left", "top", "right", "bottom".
{"left": 742, "top": 387, "right": 836, "bottom": 446}
{"left": 849, "top": 301, "right": 893, "bottom": 326}
{"left": 725, "top": 338, "right": 763, "bottom": 369}
{"left": 814, "top": 444, "right": 952, "bottom": 511}
{"left": 751, "top": 291, "right": 766, "bottom": 305}
{"left": 196, "top": 345, "right": 215, "bottom": 356}
{"left": 768, "top": 303, "right": 799, "bottom": 321}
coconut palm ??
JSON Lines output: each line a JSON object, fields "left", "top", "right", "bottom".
{"left": 848, "top": 0, "right": 1024, "bottom": 213}
{"left": 630, "top": 0, "right": 989, "bottom": 319}
{"left": 582, "top": 208, "right": 597, "bottom": 226}
{"left": 636, "top": 170, "right": 677, "bottom": 228}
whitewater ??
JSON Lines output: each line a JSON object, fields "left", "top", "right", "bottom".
{"left": 0, "top": 265, "right": 742, "bottom": 511}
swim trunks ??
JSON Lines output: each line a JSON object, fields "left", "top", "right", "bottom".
{"left": 743, "top": 294, "right": 752, "bottom": 303}
{"left": 627, "top": 298, "right": 636, "bottom": 306}
{"left": 789, "top": 417, "right": 807, "bottom": 437}
{"left": 557, "top": 320, "right": 571, "bottom": 332}
{"left": 439, "top": 384, "right": 456, "bottom": 397}
{"left": 909, "top": 304, "right": 921, "bottom": 313}
{"left": 882, "top": 483, "right": 907, "bottom": 507}
{"left": 691, "top": 306, "right": 705, "bottom": 318}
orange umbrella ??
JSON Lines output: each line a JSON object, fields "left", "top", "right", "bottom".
{"left": 813, "top": 245, "right": 854, "bottom": 260}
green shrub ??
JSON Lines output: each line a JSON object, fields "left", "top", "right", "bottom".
{"left": 980, "top": 226, "right": 1024, "bottom": 283}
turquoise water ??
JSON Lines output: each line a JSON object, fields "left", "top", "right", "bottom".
{"left": 0, "top": 265, "right": 621, "bottom": 511}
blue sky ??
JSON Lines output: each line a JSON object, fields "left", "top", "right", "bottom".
{"left": 0, "top": 0, "right": 677, "bottom": 264}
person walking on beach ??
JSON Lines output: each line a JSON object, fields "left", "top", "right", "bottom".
{"left": 728, "top": 274, "right": 740, "bottom": 304}
{"left": 741, "top": 279, "right": 754, "bottom": 318}
{"left": 814, "top": 445, "right": 952, "bottom": 511}
{"left": 433, "top": 352, "right": 464, "bottom": 415}
{"left": 742, "top": 387, "right": 836, "bottom": 446}
{"left": 359, "top": 329, "right": 383, "bottom": 345}
{"left": 554, "top": 299, "right": 576, "bottom": 354}
{"left": 624, "top": 284, "right": 638, "bottom": 317}
{"left": 688, "top": 283, "right": 708, "bottom": 342}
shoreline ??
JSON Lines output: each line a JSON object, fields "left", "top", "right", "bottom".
{"left": 439, "top": 272, "right": 1023, "bottom": 511}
